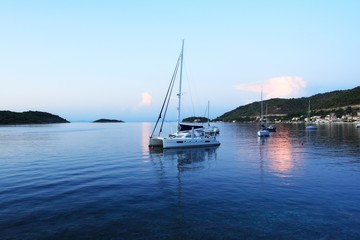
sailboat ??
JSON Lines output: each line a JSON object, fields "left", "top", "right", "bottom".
{"left": 263, "top": 104, "right": 276, "bottom": 132}
{"left": 306, "top": 100, "right": 317, "bottom": 130}
{"left": 149, "top": 40, "right": 220, "bottom": 149}
{"left": 257, "top": 89, "right": 270, "bottom": 137}
{"left": 180, "top": 101, "right": 220, "bottom": 135}
{"left": 204, "top": 101, "right": 220, "bottom": 135}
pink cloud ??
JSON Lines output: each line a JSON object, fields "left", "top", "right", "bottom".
{"left": 138, "top": 92, "right": 152, "bottom": 107}
{"left": 236, "top": 76, "right": 307, "bottom": 99}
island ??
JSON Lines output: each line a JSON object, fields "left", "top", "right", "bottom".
{"left": 0, "top": 111, "right": 69, "bottom": 125}
{"left": 93, "top": 119, "right": 124, "bottom": 123}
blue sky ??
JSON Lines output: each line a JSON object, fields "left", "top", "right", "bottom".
{"left": 1, "top": 1, "right": 359, "bottom": 122}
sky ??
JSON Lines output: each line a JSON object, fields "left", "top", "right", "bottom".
{"left": 1, "top": 0, "right": 359, "bottom": 122}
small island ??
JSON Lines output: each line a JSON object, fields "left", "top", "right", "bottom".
{"left": 0, "top": 111, "right": 69, "bottom": 125}
{"left": 93, "top": 119, "right": 124, "bottom": 123}
{"left": 182, "top": 116, "right": 210, "bottom": 123}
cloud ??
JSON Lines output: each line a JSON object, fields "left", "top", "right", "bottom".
{"left": 138, "top": 92, "right": 152, "bottom": 107}
{"left": 236, "top": 76, "right": 307, "bottom": 99}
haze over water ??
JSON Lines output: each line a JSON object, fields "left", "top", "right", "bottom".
{"left": 0, "top": 122, "right": 359, "bottom": 239}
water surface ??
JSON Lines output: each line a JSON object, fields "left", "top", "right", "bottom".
{"left": 0, "top": 122, "right": 359, "bottom": 239}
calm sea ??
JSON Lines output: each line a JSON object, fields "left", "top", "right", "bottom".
{"left": 0, "top": 122, "right": 359, "bottom": 239}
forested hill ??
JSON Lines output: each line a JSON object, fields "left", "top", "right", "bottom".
{"left": 0, "top": 111, "right": 69, "bottom": 124}
{"left": 214, "top": 86, "right": 360, "bottom": 122}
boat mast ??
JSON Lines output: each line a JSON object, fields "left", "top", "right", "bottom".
{"left": 307, "top": 99, "right": 311, "bottom": 124}
{"left": 265, "top": 103, "right": 268, "bottom": 127}
{"left": 260, "top": 87, "right": 263, "bottom": 126}
{"left": 207, "top": 101, "right": 210, "bottom": 126}
{"left": 176, "top": 40, "right": 184, "bottom": 131}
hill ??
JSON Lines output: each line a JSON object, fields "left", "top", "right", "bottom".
{"left": 0, "top": 111, "right": 69, "bottom": 125}
{"left": 214, "top": 86, "right": 360, "bottom": 122}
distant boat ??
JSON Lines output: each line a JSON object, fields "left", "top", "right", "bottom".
{"left": 262, "top": 104, "right": 276, "bottom": 132}
{"left": 179, "top": 101, "right": 220, "bottom": 135}
{"left": 204, "top": 101, "right": 220, "bottom": 135}
{"left": 258, "top": 128, "right": 270, "bottom": 137}
{"left": 264, "top": 124, "right": 276, "bottom": 132}
{"left": 306, "top": 125, "right": 317, "bottom": 130}
{"left": 205, "top": 125, "right": 220, "bottom": 135}
{"left": 257, "top": 89, "right": 270, "bottom": 137}
{"left": 356, "top": 123, "right": 360, "bottom": 128}
{"left": 149, "top": 40, "right": 221, "bottom": 149}
{"left": 306, "top": 100, "right": 317, "bottom": 130}
{"left": 182, "top": 122, "right": 220, "bottom": 135}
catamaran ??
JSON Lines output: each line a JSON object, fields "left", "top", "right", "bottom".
{"left": 149, "top": 41, "right": 220, "bottom": 149}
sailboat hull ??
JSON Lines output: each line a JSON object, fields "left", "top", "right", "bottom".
{"left": 257, "top": 129, "right": 270, "bottom": 137}
{"left": 149, "top": 136, "right": 164, "bottom": 147}
{"left": 163, "top": 137, "right": 220, "bottom": 149}
{"left": 306, "top": 125, "right": 317, "bottom": 130}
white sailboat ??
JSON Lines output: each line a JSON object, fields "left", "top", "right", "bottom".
{"left": 257, "top": 89, "right": 270, "bottom": 137}
{"left": 263, "top": 104, "right": 276, "bottom": 132}
{"left": 149, "top": 41, "right": 220, "bottom": 149}
{"left": 204, "top": 101, "right": 220, "bottom": 135}
{"left": 180, "top": 101, "right": 220, "bottom": 135}
{"left": 306, "top": 100, "right": 317, "bottom": 130}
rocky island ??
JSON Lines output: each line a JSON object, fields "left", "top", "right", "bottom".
{"left": 0, "top": 111, "right": 69, "bottom": 125}
{"left": 93, "top": 119, "right": 124, "bottom": 123}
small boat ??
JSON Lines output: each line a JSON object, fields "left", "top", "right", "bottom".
{"left": 306, "top": 100, "right": 317, "bottom": 130}
{"left": 149, "top": 41, "right": 220, "bottom": 149}
{"left": 356, "top": 123, "right": 360, "bottom": 128}
{"left": 262, "top": 104, "right": 276, "bottom": 132}
{"left": 204, "top": 101, "right": 220, "bottom": 135}
{"left": 264, "top": 124, "right": 276, "bottom": 132}
{"left": 257, "top": 89, "right": 270, "bottom": 137}
{"left": 204, "top": 125, "right": 220, "bottom": 135}
{"left": 258, "top": 129, "right": 270, "bottom": 137}
{"left": 180, "top": 101, "right": 220, "bottom": 135}
{"left": 306, "top": 124, "right": 317, "bottom": 130}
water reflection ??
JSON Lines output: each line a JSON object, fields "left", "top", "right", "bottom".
{"left": 147, "top": 146, "right": 219, "bottom": 236}
{"left": 149, "top": 146, "right": 218, "bottom": 172}
{"left": 268, "top": 139, "right": 298, "bottom": 175}
{"left": 141, "top": 122, "right": 153, "bottom": 154}
{"left": 258, "top": 129, "right": 305, "bottom": 179}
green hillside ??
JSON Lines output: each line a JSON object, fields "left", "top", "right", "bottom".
{"left": 214, "top": 86, "right": 360, "bottom": 122}
{"left": 0, "top": 111, "right": 69, "bottom": 124}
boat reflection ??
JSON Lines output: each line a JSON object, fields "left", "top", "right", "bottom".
{"left": 149, "top": 146, "right": 218, "bottom": 172}
{"left": 148, "top": 146, "right": 219, "bottom": 233}
{"left": 257, "top": 135, "right": 269, "bottom": 145}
